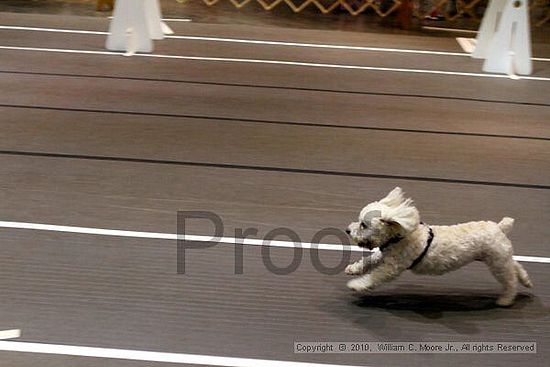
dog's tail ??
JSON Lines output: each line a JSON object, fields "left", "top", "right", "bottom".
{"left": 497, "top": 217, "right": 514, "bottom": 235}
{"left": 496, "top": 217, "right": 531, "bottom": 288}
{"left": 514, "top": 261, "right": 533, "bottom": 288}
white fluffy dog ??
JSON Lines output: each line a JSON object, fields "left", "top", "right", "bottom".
{"left": 345, "top": 187, "right": 532, "bottom": 306}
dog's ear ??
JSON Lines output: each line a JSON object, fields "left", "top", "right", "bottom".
{"left": 379, "top": 218, "right": 398, "bottom": 226}
{"left": 378, "top": 187, "right": 405, "bottom": 208}
{"left": 381, "top": 198, "right": 420, "bottom": 232}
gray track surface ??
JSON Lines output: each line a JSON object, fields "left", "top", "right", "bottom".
{"left": 0, "top": 11, "right": 549, "bottom": 367}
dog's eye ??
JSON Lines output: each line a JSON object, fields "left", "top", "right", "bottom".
{"left": 360, "top": 222, "right": 367, "bottom": 229}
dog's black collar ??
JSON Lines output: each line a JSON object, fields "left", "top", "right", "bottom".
{"left": 378, "top": 235, "right": 404, "bottom": 252}
{"left": 378, "top": 221, "right": 426, "bottom": 252}
{"left": 408, "top": 226, "right": 434, "bottom": 270}
{"left": 377, "top": 223, "right": 434, "bottom": 269}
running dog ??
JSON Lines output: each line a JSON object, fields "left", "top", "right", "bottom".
{"left": 345, "top": 187, "right": 532, "bottom": 306}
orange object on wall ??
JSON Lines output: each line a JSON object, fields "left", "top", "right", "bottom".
{"left": 96, "top": 0, "right": 114, "bottom": 11}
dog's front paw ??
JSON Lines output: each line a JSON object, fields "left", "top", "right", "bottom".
{"left": 345, "top": 263, "right": 362, "bottom": 275}
{"left": 347, "top": 278, "right": 372, "bottom": 292}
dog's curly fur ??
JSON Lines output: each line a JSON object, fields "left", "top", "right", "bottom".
{"left": 345, "top": 187, "right": 533, "bottom": 306}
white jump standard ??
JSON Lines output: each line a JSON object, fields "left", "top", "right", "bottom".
{"left": 473, "top": 0, "right": 532, "bottom": 75}
{"left": 106, "top": 0, "right": 173, "bottom": 55}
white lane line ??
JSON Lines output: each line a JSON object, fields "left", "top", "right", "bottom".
{"left": 0, "top": 330, "right": 21, "bottom": 340}
{"left": 168, "top": 35, "right": 550, "bottom": 62}
{"left": 0, "top": 341, "right": 361, "bottom": 367}
{"left": 0, "top": 25, "right": 465, "bottom": 56}
{"left": 3, "top": 25, "right": 549, "bottom": 62}
{"left": 107, "top": 16, "right": 192, "bottom": 22}
{"left": 161, "top": 18, "right": 192, "bottom": 22}
{"left": 0, "top": 45, "right": 116, "bottom": 56}
{"left": 425, "top": 24, "right": 550, "bottom": 61}
{"left": 0, "top": 25, "right": 105, "bottom": 35}
{"left": 512, "top": 255, "right": 549, "bottom": 263}
{"left": 167, "top": 35, "right": 466, "bottom": 57}
{"left": 454, "top": 37, "right": 550, "bottom": 62}
{"left": 0, "top": 220, "right": 357, "bottom": 252}
{"left": 422, "top": 26, "right": 478, "bottom": 34}
{"left": 1, "top": 45, "right": 550, "bottom": 81}
{"left": 1, "top": 221, "right": 550, "bottom": 264}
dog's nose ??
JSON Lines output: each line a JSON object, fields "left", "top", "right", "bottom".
{"left": 345, "top": 228, "right": 351, "bottom": 235}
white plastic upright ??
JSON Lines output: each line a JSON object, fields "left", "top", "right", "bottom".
{"left": 144, "top": 0, "right": 165, "bottom": 40}
{"left": 472, "top": 0, "right": 532, "bottom": 75}
{"left": 106, "top": 0, "right": 153, "bottom": 53}
{"left": 483, "top": 0, "right": 532, "bottom": 75}
{"left": 472, "top": 0, "right": 507, "bottom": 59}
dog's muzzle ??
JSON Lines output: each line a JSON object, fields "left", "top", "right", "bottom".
{"left": 356, "top": 240, "right": 375, "bottom": 250}
{"left": 345, "top": 228, "right": 374, "bottom": 249}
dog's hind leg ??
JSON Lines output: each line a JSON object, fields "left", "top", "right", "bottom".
{"left": 484, "top": 251, "right": 518, "bottom": 307}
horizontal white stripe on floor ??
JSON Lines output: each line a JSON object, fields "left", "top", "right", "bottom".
{"left": 422, "top": 26, "right": 478, "bottom": 34}
{"left": 1, "top": 221, "right": 549, "bottom": 264}
{"left": 0, "top": 220, "right": 358, "bottom": 252}
{"left": 167, "top": 35, "right": 467, "bottom": 57}
{"left": 453, "top": 37, "right": 549, "bottom": 62}
{"left": 107, "top": 16, "right": 192, "bottom": 22}
{"left": 0, "top": 25, "right": 465, "bottom": 56}
{"left": 161, "top": 18, "right": 193, "bottom": 22}
{"left": 1, "top": 45, "right": 549, "bottom": 81}
{"left": 1, "top": 25, "right": 549, "bottom": 62}
{"left": 0, "top": 25, "right": 105, "bottom": 34}
{"left": 0, "top": 341, "right": 363, "bottom": 367}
